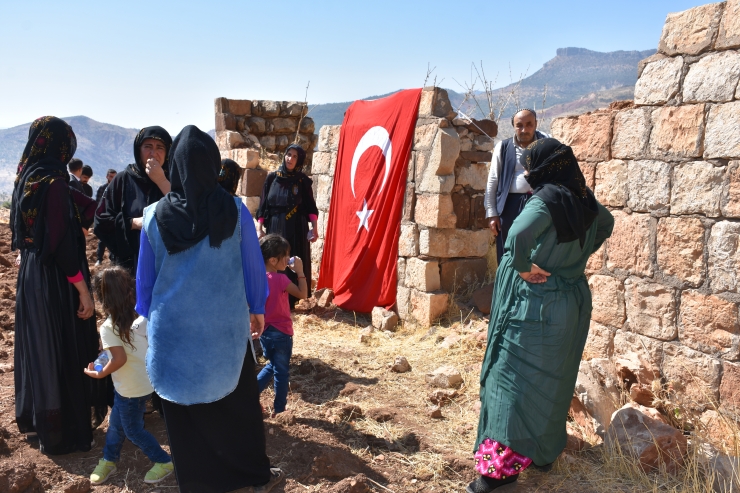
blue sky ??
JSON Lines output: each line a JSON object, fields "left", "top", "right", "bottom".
{"left": 0, "top": 0, "right": 707, "bottom": 134}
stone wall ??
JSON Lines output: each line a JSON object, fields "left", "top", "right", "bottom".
{"left": 311, "top": 87, "right": 498, "bottom": 325}
{"left": 213, "top": 98, "right": 317, "bottom": 215}
{"left": 552, "top": 0, "right": 740, "bottom": 416}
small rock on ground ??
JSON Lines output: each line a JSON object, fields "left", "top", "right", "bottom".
{"left": 425, "top": 365, "right": 463, "bottom": 388}
{"left": 391, "top": 356, "right": 411, "bottom": 373}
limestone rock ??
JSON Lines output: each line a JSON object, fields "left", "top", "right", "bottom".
{"left": 372, "top": 307, "right": 399, "bottom": 332}
{"left": 473, "top": 134, "right": 494, "bottom": 152}
{"left": 606, "top": 211, "right": 654, "bottom": 277}
{"left": 405, "top": 258, "right": 440, "bottom": 292}
{"left": 359, "top": 326, "right": 374, "bottom": 343}
{"left": 402, "top": 183, "right": 415, "bottom": 222}
{"left": 649, "top": 104, "right": 706, "bottom": 160}
{"left": 312, "top": 151, "right": 336, "bottom": 176}
{"left": 634, "top": 56, "right": 684, "bottom": 105}
{"left": 214, "top": 97, "right": 229, "bottom": 114}
{"left": 472, "top": 284, "right": 494, "bottom": 315}
{"left": 583, "top": 321, "right": 615, "bottom": 360}
{"left": 607, "top": 406, "right": 688, "bottom": 474}
{"left": 242, "top": 196, "right": 260, "bottom": 217}
{"left": 613, "top": 330, "right": 665, "bottom": 369}
{"left": 627, "top": 160, "right": 671, "bottom": 214}
{"left": 684, "top": 51, "right": 740, "bottom": 103}
{"left": 396, "top": 286, "right": 411, "bottom": 320}
{"left": 720, "top": 361, "right": 740, "bottom": 415}
{"left": 550, "top": 112, "right": 612, "bottom": 162}
{"left": 390, "top": 356, "right": 411, "bottom": 373}
{"left": 215, "top": 112, "right": 236, "bottom": 132}
{"left": 397, "top": 258, "right": 406, "bottom": 287}
{"left": 419, "top": 87, "right": 455, "bottom": 119}
{"left": 575, "top": 358, "right": 621, "bottom": 436}
{"left": 419, "top": 228, "right": 490, "bottom": 258}
{"left": 614, "top": 352, "right": 660, "bottom": 392}
{"left": 722, "top": 161, "right": 740, "bottom": 218}
{"left": 227, "top": 148, "right": 260, "bottom": 169}
{"left": 315, "top": 175, "right": 333, "bottom": 211}
{"left": 414, "top": 193, "right": 456, "bottom": 229}
{"left": 428, "top": 127, "right": 460, "bottom": 176}
{"left": 425, "top": 365, "right": 463, "bottom": 389}
{"left": 612, "top": 108, "right": 651, "bottom": 159}
{"left": 459, "top": 151, "right": 493, "bottom": 163}
{"left": 229, "top": 99, "right": 252, "bottom": 116}
{"left": 414, "top": 124, "right": 438, "bottom": 150}
{"left": 580, "top": 162, "right": 597, "bottom": 189}
{"left": 663, "top": 343, "right": 721, "bottom": 411}
{"left": 705, "top": 101, "right": 740, "bottom": 159}
{"left": 588, "top": 275, "right": 626, "bottom": 328}
{"left": 594, "top": 160, "right": 628, "bottom": 207}
{"left": 216, "top": 130, "right": 246, "bottom": 150}
{"left": 398, "top": 224, "right": 419, "bottom": 257}
{"left": 259, "top": 135, "right": 276, "bottom": 151}
{"left": 709, "top": 454, "right": 740, "bottom": 493}
{"left": 258, "top": 100, "right": 280, "bottom": 117}
{"left": 272, "top": 117, "right": 297, "bottom": 134}
{"left": 439, "top": 333, "right": 462, "bottom": 349}
{"left": 440, "top": 258, "right": 487, "bottom": 293}
{"left": 428, "top": 405, "right": 443, "bottom": 419}
{"left": 586, "top": 244, "right": 605, "bottom": 274}
{"left": 455, "top": 162, "right": 488, "bottom": 190}
{"left": 708, "top": 221, "right": 740, "bottom": 293}
{"left": 246, "top": 117, "right": 266, "bottom": 134}
{"left": 679, "top": 290, "right": 740, "bottom": 360}
{"left": 318, "top": 289, "right": 335, "bottom": 308}
{"left": 718, "top": 0, "right": 740, "bottom": 49}
{"left": 409, "top": 289, "right": 448, "bottom": 324}
{"left": 239, "top": 168, "right": 267, "bottom": 197}
{"left": 429, "top": 389, "right": 458, "bottom": 405}
{"left": 624, "top": 277, "right": 678, "bottom": 341}
{"left": 318, "top": 125, "right": 342, "bottom": 152}
{"left": 656, "top": 217, "right": 705, "bottom": 286}
{"left": 671, "top": 161, "right": 724, "bottom": 216}
{"left": 658, "top": 2, "right": 724, "bottom": 56}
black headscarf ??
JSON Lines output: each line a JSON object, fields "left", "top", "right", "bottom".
{"left": 125, "top": 126, "right": 173, "bottom": 202}
{"left": 155, "top": 125, "right": 238, "bottom": 255}
{"left": 276, "top": 144, "right": 307, "bottom": 183}
{"left": 11, "top": 116, "right": 77, "bottom": 250}
{"left": 218, "top": 159, "right": 241, "bottom": 196}
{"left": 521, "top": 138, "right": 599, "bottom": 247}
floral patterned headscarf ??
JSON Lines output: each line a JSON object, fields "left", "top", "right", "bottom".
{"left": 11, "top": 116, "right": 77, "bottom": 250}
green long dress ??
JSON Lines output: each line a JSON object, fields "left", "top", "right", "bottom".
{"left": 475, "top": 195, "right": 614, "bottom": 466}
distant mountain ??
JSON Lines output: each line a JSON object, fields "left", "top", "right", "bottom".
{"left": 0, "top": 116, "right": 138, "bottom": 197}
{"left": 310, "top": 47, "right": 655, "bottom": 132}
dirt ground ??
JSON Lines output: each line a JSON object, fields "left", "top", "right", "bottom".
{"left": 0, "top": 222, "right": 602, "bottom": 493}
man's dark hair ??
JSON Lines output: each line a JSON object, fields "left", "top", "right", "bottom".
{"left": 68, "top": 158, "right": 83, "bottom": 173}
{"left": 81, "top": 165, "right": 93, "bottom": 177}
{"left": 107, "top": 169, "right": 117, "bottom": 175}
{"left": 510, "top": 108, "right": 537, "bottom": 127}
{"left": 259, "top": 234, "right": 290, "bottom": 263}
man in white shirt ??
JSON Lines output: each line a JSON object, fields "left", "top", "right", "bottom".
{"left": 484, "top": 109, "right": 549, "bottom": 264}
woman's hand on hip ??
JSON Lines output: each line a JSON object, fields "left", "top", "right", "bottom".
{"left": 519, "top": 264, "right": 550, "bottom": 284}
{"left": 250, "top": 313, "right": 265, "bottom": 339}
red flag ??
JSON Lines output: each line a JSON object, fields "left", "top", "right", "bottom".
{"left": 318, "top": 89, "right": 422, "bottom": 312}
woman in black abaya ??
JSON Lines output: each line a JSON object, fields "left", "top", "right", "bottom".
{"left": 12, "top": 116, "right": 108, "bottom": 454}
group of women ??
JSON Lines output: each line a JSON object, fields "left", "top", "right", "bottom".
{"left": 11, "top": 114, "right": 613, "bottom": 493}
{"left": 11, "top": 116, "right": 316, "bottom": 492}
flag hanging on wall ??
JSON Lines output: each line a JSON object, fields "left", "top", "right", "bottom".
{"left": 318, "top": 88, "right": 422, "bottom": 312}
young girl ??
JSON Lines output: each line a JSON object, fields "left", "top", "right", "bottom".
{"left": 258, "top": 234, "right": 308, "bottom": 416}
{"left": 84, "top": 267, "right": 173, "bottom": 485}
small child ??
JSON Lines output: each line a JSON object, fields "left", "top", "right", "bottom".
{"left": 84, "top": 267, "right": 173, "bottom": 485}
{"left": 258, "top": 234, "right": 308, "bottom": 416}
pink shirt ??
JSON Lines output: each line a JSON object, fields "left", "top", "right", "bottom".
{"left": 264, "top": 272, "right": 293, "bottom": 336}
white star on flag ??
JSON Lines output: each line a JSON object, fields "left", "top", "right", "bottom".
{"left": 356, "top": 199, "right": 374, "bottom": 232}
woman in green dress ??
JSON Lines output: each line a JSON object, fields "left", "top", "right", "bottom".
{"left": 468, "top": 138, "right": 614, "bottom": 493}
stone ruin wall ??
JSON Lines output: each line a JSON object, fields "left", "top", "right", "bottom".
{"left": 213, "top": 97, "right": 317, "bottom": 216}
{"left": 310, "top": 87, "right": 499, "bottom": 325}
{"left": 550, "top": 0, "right": 740, "bottom": 423}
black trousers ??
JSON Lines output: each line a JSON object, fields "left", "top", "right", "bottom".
{"left": 495, "top": 193, "right": 532, "bottom": 265}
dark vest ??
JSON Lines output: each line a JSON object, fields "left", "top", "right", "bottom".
{"left": 496, "top": 131, "right": 546, "bottom": 214}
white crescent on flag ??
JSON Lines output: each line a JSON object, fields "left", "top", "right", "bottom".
{"left": 350, "top": 126, "right": 392, "bottom": 198}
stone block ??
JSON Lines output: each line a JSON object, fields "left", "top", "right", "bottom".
{"left": 215, "top": 113, "right": 236, "bottom": 132}
{"left": 312, "top": 151, "right": 336, "bottom": 175}
{"left": 428, "top": 127, "right": 460, "bottom": 176}
{"left": 233, "top": 148, "right": 260, "bottom": 169}
{"left": 402, "top": 182, "right": 415, "bottom": 223}
{"left": 662, "top": 343, "right": 721, "bottom": 410}
{"left": 594, "top": 160, "right": 628, "bottom": 207}
{"left": 473, "top": 134, "right": 494, "bottom": 152}
{"left": 259, "top": 135, "right": 276, "bottom": 152}
{"left": 229, "top": 99, "right": 252, "bottom": 116}
{"left": 718, "top": 0, "right": 740, "bottom": 49}
{"left": 299, "top": 117, "right": 315, "bottom": 135}
{"left": 671, "top": 161, "right": 724, "bottom": 216}
{"left": 625, "top": 277, "right": 678, "bottom": 341}
{"left": 683, "top": 51, "right": 740, "bottom": 103}
{"left": 399, "top": 224, "right": 419, "bottom": 257}
{"left": 459, "top": 151, "right": 493, "bottom": 163}
{"left": 455, "top": 162, "right": 488, "bottom": 189}
{"left": 215, "top": 130, "right": 246, "bottom": 150}
{"left": 275, "top": 135, "right": 289, "bottom": 151}
{"left": 606, "top": 211, "right": 653, "bottom": 276}
{"left": 634, "top": 56, "right": 684, "bottom": 105}
{"left": 315, "top": 175, "right": 333, "bottom": 211}
{"left": 407, "top": 152, "right": 416, "bottom": 183}
{"left": 239, "top": 168, "right": 267, "bottom": 197}
{"left": 471, "top": 195, "right": 488, "bottom": 230}
{"left": 396, "top": 285, "right": 411, "bottom": 319}
{"left": 318, "top": 125, "right": 342, "bottom": 152}
{"left": 705, "top": 101, "right": 740, "bottom": 159}
{"left": 244, "top": 117, "right": 266, "bottom": 135}
{"left": 466, "top": 118, "right": 498, "bottom": 138}
{"left": 271, "top": 118, "right": 297, "bottom": 135}
{"left": 723, "top": 161, "right": 740, "bottom": 218}
{"left": 580, "top": 162, "right": 596, "bottom": 189}
{"left": 550, "top": 112, "right": 613, "bottom": 162}
{"left": 679, "top": 290, "right": 740, "bottom": 359}
{"left": 419, "top": 228, "right": 490, "bottom": 258}
{"left": 372, "top": 307, "right": 398, "bottom": 332}
{"left": 648, "top": 105, "right": 706, "bottom": 160}
{"left": 283, "top": 101, "right": 306, "bottom": 117}
{"left": 414, "top": 124, "right": 438, "bottom": 150}
{"left": 625, "top": 160, "right": 671, "bottom": 213}
{"left": 405, "top": 258, "right": 441, "bottom": 292}
{"left": 472, "top": 284, "right": 493, "bottom": 314}
{"left": 397, "top": 257, "right": 406, "bottom": 287}
{"left": 658, "top": 2, "right": 724, "bottom": 55}
{"left": 318, "top": 210, "right": 328, "bottom": 238}
{"left": 583, "top": 321, "right": 615, "bottom": 360}
{"left": 451, "top": 192, "right": 471, "bottom": 229}
{"left": 589, "top": 275, "right": 626, "bottom": 328}
{"left": 410, "top": 289, "right": 449, "bottom": 324}
{"left": 586, "top": 244, "right": 605, "bottom": 275}
{"left": 708, "top": 221, "right": 740, "bottom": 293}
{"left": 414, "top": 193, "right": 456, "bottom": 229}
{"left": 214, "top": 97, "right": 229, "bottom": 114}
{"left": 256, "top": 100, "right": 280, "bottom": 117}
{"left": 612, "top": 108, "right": 651, "bottom": 159}
{"left": 415, "top": 167, "right": 455, "bottom": 194}
{"left": 720, "top": 361, "right": 740, "bottom": 413}
{"left": 439, "top": 258, "right": 487, "bottom": 293}
{"left": 242, "top": 196, "right": 260, "bottom": 216}
{"left": 613, "top": 330, "right": 665, "bottom": 368}
{"left": 575, "top": 358, "right": 621, "bottom": 436}
{"left": 418, "top": 87, "right": 455, "bottom": 119}
{"left": 656, "top": 217, "right": 705, "bottom": 285}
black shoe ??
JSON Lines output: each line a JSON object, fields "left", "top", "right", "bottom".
{"left": 466, "top": 474, "right": 518, "bottom": 493}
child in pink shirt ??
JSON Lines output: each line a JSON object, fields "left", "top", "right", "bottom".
{"left": 257, "top": 234, "right": 307, "bottom": 415}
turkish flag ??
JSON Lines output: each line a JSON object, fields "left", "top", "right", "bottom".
{"left": 318, "top": 89, "right": 422, "bottom": 312}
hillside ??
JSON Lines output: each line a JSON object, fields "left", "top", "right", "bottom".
{"left": 0, "top": 116, "right": 138, "bottom": 197}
